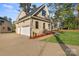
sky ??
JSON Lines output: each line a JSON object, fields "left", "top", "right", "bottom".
{"left": 0, "top": 3, "right": 78, "bottom": 22}
{"left": 0, "top": 3, "right": 42, "bottom": 21}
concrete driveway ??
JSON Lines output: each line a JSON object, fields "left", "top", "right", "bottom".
{"left": 0, "top": 33, "right": 79, "bottom": 56}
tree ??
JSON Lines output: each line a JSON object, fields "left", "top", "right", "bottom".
{"left": 19, "top": 3, "right": 31, "bottom": 15}
{"left": 77, "top": 4, "right": 79, "bottom": 17}
{"left": 48, "top": 3, "right": 64, "bottom": 29}
{"left": 48, "top": 3, "right": 76, "bottom": 29}
{"left": 12, "top": 21, "right": 16, "bottom": 32}
{"left": 76, "top": 4, "right": 79, "bottom": 29}
{"left": 19, "top": 3, "right": 27, "bottom": 12}
{"left": 3, "top": 16, "right": 8, "bottom": 20}
{"left": 59, "top": 4, "right": 76, "bottom": 29}
{"left": 32, "top": 4, "right": 37, "bottom": 12}
{"left": 8, "top": 18, "right": 12, "bottom": 23}
{"left": 32, "top": 4, "right": 37, "bottom": 9}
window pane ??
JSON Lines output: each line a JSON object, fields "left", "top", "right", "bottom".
{"left": 43, "top": 23, "right": 45, "bottom": 29}
{"left": 42, "top": 10, "right": 46, "bottom": 16}
{"left": 35, "top": 21, "right": 39, "bottom": 29}
{"left": 48, "top": 24, "right": 50, "bottom": 29}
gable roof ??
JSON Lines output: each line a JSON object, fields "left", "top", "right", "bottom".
{"left": 16, "top": 10, "right": 26, "bottom": 21}
{"left": 16, "top": 4, "right": 50, "bottom": 23}
{"left": 32, "top": 4, "right": 45, "bottom": 16}
{"left": 0, "top": 17, "right": 11, "bottom": 25}
{"left": 25, "top": 4, "right": 45, "bottom": 16}
{"left": 0, "top": 17, "right": 9, "bottom": 22}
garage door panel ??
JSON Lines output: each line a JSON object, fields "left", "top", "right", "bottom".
{"left": 21, "top": 27, "right": 30, "bottom": 36}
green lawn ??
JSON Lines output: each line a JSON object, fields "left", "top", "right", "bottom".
{"left": 42, "top": 31, "right": 79, "bottom": 45}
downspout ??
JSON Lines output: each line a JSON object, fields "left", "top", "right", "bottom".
{"left": 30, "top": 17, "right": 33, "bottom": 38}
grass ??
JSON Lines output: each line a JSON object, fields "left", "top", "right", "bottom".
{"left": 42, "top": 31, "right": 79, "bottom": 45}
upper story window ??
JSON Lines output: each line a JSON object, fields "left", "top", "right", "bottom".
{"left": 42, "top": 10, "right": 46, "bottom": 16}
{"left": 35, "top": 21, "right": 39, "bottom": 29}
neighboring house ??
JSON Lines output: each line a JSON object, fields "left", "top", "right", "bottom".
{"left": 0, "top": 17, "right": 12, "bottom": 33}
{"left": 16, "top": 4, "right": 52, "bottom": 38}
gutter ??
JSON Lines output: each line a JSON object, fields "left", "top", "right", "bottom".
{"left": 15, "top": 16, "right": 32, "bottom": 24}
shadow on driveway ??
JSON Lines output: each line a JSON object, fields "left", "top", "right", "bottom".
{"left": 54, "top": 34, "right": 77, "bottom": 56}
{"left": 38, "top": 32, "right": 77, "bottom": 56}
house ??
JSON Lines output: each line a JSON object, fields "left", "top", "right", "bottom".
{"left": 0, "top": 17, "right": 12, "bottom": 33}
{"left": 15, "top": 4, "right": 52, "bottom": 38}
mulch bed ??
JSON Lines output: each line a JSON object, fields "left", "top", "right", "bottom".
{"left": 30, "top": 30, "right": 79, "bottom": 39}
{"left": 30, "top": 31, "right": 54, "bottom": 39}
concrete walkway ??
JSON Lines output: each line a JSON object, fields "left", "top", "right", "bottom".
{"left": 0, "top": 33, "right": 79, "bottom": 56}
{"left": 34, "top": 34, "right": 79, "bottom": 56}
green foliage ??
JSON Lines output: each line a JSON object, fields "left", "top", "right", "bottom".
{"left": 48, "top": 3, "right": 79, "bottom": 29}
{"left": 19, "top": 3, "right": 31, "bottom": 13}
{"left": 3, "top": 16, "right": 12, "bottom": 23}
{"left": 12, "top": 21, "right": 16, "bottom": 32}
{"left": 19, "top": 3, "right": 27, "bottom": 12}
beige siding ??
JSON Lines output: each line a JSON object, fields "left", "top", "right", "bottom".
{"left": 31, "top": 19, "right": 51, "bottom": 37}
{"left": 37, "top": 5, "right": 49, "bottom": 18}
{"left": 16, "top": 5, "right": 51, "bottom": 37}
{"left": 16, "top": 19, "right": 31, "bottom": 27}
{"left": 16, "top": 10, "right": 26, "bottom": 21}
{"left": 0, "top": 21, "right": 12, "bottom": 32}
{"left": 19, "top": 11, "right": 26, "bottom": 19}
{"left": 16, "top": 19, "right": 31, "bottom": 34}
{"left": 16, "top": 18, "right": 51, "bottom": 37}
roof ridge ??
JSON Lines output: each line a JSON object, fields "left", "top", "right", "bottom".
{"left": 32, "top": 4, "right": 45, "bottom": 16}
{"left": 16, "top": 4, "right": 46, "bottom": 22}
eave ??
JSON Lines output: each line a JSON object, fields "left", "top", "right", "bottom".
{"left": 15, "top": 16, "right": 31, "bottom": 24}
{"left": 31, "top": 16, "right": 51, "bottom": 23}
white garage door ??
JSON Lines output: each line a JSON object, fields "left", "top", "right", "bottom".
{"left": 21, "top": 27, "right": 30, "bottom": 36}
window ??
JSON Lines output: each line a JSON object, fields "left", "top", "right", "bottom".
{"left": 3, "top": 27, "right": 5, "bottom": 29}
{"left": 43, "top": 23, "right": 45, "bottom": 29}
{"left": 7, "top": 27, "right": 11, "bottom": 31}
{"left": 35, "top": 21, "right": 39, "bottom": 29}
{"left": 52, "top": 24, "right": 54, "bottom": 29}
{"left": 48, "top": 24, "right": 50, "bottom": 29}
{"left": 1, "top": 20, "right": 4, "bottom": 24}
{"left": 42, "top": 10, "right": 46, "bottom": 16}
